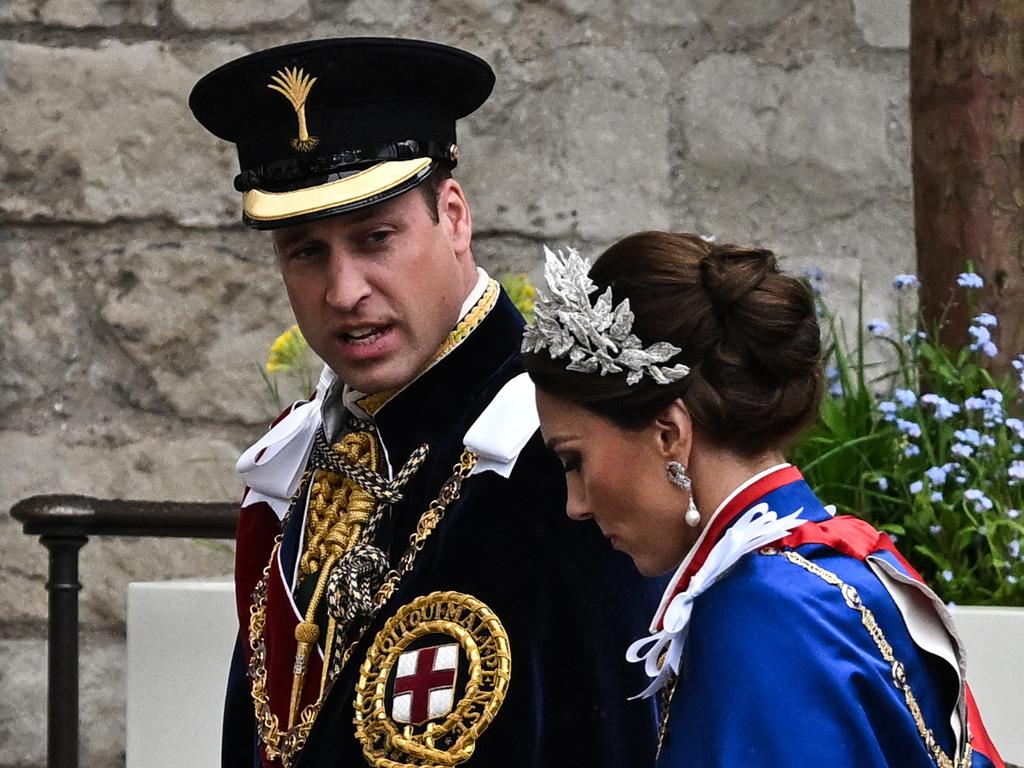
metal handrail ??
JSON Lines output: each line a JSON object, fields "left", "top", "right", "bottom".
{"left": 10, "top": 494, "right": 239, "bottom": 768}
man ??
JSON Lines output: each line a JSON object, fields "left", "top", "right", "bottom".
{"left": 190, "top": 38, "right": 661, "bottom": 768}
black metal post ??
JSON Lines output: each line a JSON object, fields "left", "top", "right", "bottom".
{"left": 41, "top": 533, "right": 87, "bottom": 768}
{"left": 11, "top": 494, "right": 239, "bottom": 766}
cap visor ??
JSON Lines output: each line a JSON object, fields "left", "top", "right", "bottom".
{"left": 242, "top": 157, "right": 433, "bottom": 228}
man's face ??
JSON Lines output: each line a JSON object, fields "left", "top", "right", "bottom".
{"left": 271, "top": 180, "right": 477, "bottom": 394}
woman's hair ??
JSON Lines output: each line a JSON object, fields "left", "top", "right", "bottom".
{"left": 523, "top": 231, "right": 823, "bottom": 456}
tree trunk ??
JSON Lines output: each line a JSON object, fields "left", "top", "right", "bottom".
{"left": 910, "top": 0, "right": 1024, "bottom": 368}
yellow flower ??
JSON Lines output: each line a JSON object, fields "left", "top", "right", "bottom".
{"left": 266, "top": 324, "right": 309, "bottom": 373}
{"left": 500, "top": 273, "right": 537, "bottom": 321}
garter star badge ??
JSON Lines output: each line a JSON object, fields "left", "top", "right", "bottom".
{"left": 354, "top": 591, "right": 511, "bottom": 767}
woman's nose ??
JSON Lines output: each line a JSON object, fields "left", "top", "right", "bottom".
{"left": 565, "top": 491, "right": 592, "bottom": 522}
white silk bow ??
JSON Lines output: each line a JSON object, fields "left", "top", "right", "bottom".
{"left": 626, "top": 502, "right": 808, "bottom": 698}
{"left": 235, "top": 366, "right": 336, "bottom": 519}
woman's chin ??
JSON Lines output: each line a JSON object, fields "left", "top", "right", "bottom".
{"left": 630, "top": 549, "right": 685, "bottom": 578}
{"left": 631, "top": 554, "right": 668, "bottom": 578}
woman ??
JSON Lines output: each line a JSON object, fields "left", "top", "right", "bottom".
{"left": 522, "top": 232, "right": 1004, "bottom": 768}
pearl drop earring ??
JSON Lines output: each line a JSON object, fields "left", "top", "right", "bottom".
{"left": 667, "top": 461, "right": 701, "bottom": 527}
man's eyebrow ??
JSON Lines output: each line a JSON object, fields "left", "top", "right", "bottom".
{"left": 272, "top": 225, "right": 315, "bottom": 252}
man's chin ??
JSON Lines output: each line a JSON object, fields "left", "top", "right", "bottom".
{"left": 331, "top": 362, "right": 414, "bottom": 397}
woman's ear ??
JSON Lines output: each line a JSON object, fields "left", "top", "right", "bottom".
{"left": 653, "top": 398, "right": 693, "bottom": 464}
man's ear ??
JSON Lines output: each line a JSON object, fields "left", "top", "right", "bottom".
{"left": 653, "top": 398, "right": 693, "bottom": 465}
{"left": 438, "top": 177, "right": 472, "bottom": 258}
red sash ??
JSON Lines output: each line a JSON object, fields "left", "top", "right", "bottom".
{"left": 776, "top": 515, "right": 1005, "bottom": 768}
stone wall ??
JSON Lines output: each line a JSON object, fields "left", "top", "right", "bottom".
{"left": 0, "top": 1, "right": 912, "bottom": 765}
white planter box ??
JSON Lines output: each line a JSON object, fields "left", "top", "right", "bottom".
{"left": 126, "top": 578, "right": 237, "bottom": 768}
{"left": 949, "top": 605, "right": 1024, "bottom": 766}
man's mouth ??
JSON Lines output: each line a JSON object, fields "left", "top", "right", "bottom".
{"left": 341, "top": 325, "right": 390, "bottom": 345}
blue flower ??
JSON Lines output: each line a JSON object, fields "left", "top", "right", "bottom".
{"left": 1009, "top": 575, "right": 1020, "bottom": 585}
{"left": 826, "top": 365, "right": 843, "bottom": 397}
{"left": 951, "top": 442, "right": 974, "bottom": 459}
{"left": 893, "top": 389, "right": 917, "bottom": 408}
{"left": 958, "top": 272, "right": 984, "bottom": 289}
{"left": 802, "top": 266, "right": 824, "bottom": 282}
{"left": 867, "top": 319, "right": 891, "bottom": 336}
{"left": 897, "top": 419, "right": 923, "bottom": 439}
{"left": 964, "top": 394, "right": 1004, "bottom": 426}
{"left": 974, "top": 312, "right": 998, "bottom": 327}
{"left": 982, "top": 388, "right": 1003, "bottom": 404}
{"left": 877, "top": 401, "right": 898, "bottom": 422}
{"left": 968, "top": 325, "right": 998, "bottom": 357}
{"left": 1009, "top": 509, "right": 1021, "bottom": 520}
{"left": 802, "top": 267, "right": 824, "bottom": 295}
{"left": 904, "top": 444, "right": 921, "bottom": 458}
{"left": 921, "top": 393, "right": 960, "bottom": 421}
{"left": 1010, "top": 540, "right": 1021, "bottom": 559}
{"left": 893, "top": 274, "right": 919, "bottom": 290}
{"left": 954, "top": 428, "right": 981, "bottom": 446}
{"left": 942, "top": 569, "right": 954, "bottom": 582}
{"left": 1006, "top": 418, "right": 1024, "bottom": 439}
{"left": 925, "top": 465, "right": 949, "bottom": 485}
{"left": 1009, "top": 461, "right": 1024, "bottom": 484}
{"left": 876, "top": 477, "right": 889, "bottom": 491}
{"left": 929, "top": 523, "right": 942, "bottom": 534}
{"left": 931, "top": 491, "right": 944, "bottom": 503}
{"left": 909, "top": 480, "right": 924, "bottom": 494}
{"left": 964, "top": 488, "right": 994, "bottom": 511}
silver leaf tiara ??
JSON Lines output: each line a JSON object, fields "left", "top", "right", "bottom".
{"left": 521, "top": 246, "right": 690, "bottom": 386}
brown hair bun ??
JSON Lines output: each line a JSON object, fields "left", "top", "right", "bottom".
{"left": 523, "top": 231, "right": 823, "bottom": 456}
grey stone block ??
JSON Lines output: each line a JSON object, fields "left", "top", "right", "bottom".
{"left": 465, "top": 45, "right": 672, "bottom": 243}
{"left": 0, "top": 637, "right": 126, "bottom": 768}
{"left": 1, "top": 429, "right": 237, "bottom": 631}
{"left": 1, "top": 227, "right": 300, "bottom": 424}
{"left": 171, "top": 0, "right": 310, "bottom": 29}
{"left": 854, "top": 0, "right": 910, "bottom": 49}
{"left": 38, "top": 0, "right": 159, "bottom": 27}
{"left": 681, "top": 54, "right": 909, "bottom": 192}
{"left": 0, "top": 40, "right": 244, "bottom": 227}
{"left": 0, "top": 0, "right": 38, "bottom": 22}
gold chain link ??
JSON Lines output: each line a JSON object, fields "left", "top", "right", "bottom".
{"left": 246, "top": 449, "right": 479, "bottom": 767}
{"left": 761, "top": 547, "right": 973, "bottom": 768}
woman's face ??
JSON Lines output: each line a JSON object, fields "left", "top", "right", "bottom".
{"left": 535, "top": 390, "right": 695, "bottom": 576}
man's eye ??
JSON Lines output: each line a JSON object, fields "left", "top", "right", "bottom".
{"left": 286, "top": 245, "right": 321, "bottom": 261}
{"left": 561, "top": 456, "right": 581, "bottom": 474}
{"left": 367, "top": 229, "right": 392, "bottom": 244}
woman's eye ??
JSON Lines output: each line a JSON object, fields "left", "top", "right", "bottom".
{"left": 561, "top": 455, "right": 581, "bottom": 474}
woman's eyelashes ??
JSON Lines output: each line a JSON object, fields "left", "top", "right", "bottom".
{"left": 559, "top": 452, "right": 581, "bottom": 474}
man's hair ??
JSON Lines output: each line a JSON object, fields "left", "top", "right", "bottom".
{"left": 417, "top": 164, "right": 454, "bottom": 224}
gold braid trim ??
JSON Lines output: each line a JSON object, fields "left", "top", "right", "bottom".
{"left": 760, "top": 547, "right": 973, "bottom": 768}
{"left": 248, "top": 450, "right": 479, "bottom": 768}
{"left": 357, "top": 279, "right": 500, "bottom": 416}
{"left": 300, "top": 431, "right": 379, "bottom": 577}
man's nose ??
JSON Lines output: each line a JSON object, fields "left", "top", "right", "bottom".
{"left": 324, "top": 251, "right": 371, "bottom": 311}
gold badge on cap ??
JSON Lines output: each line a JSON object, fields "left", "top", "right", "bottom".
{"left": 268, "top": 67, "right": 319, "bottom": 152}
{"left": 354, "top": 591, "right": 511, "bottom": 767}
